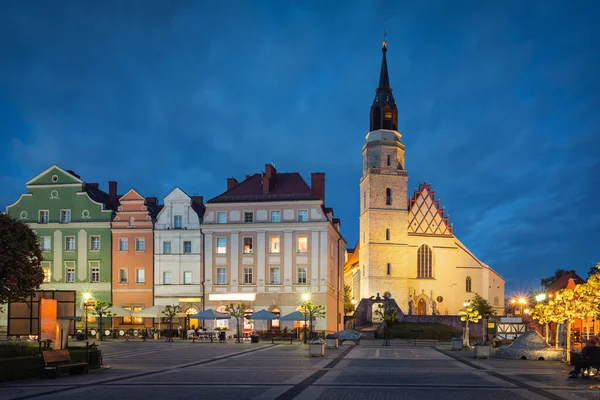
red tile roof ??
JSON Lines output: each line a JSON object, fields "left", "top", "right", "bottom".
{"left": 546, "top": 270, "right": 585, "bottom": 292}
{"left": 207, "top": 173, "right": 320, "bottom": 203}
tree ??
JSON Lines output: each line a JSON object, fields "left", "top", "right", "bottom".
{"left": 375, "top": 301, "right": 398, "bottom": 346}
{"left": 0, "top": 214, "right": 44, "bottom": 310}
{"left": 586, "top": 262, "right": 600, "bottom": 279}
{"left": 344, "top": 284, "right": 355, "bottom": 315}
{"left": 540, "top": 269, "right": 569, "bottom": 289}
{"left": 470, "top": 293, "right": 496, "bottom": 318}
{"left": 162, "top": 304, "right": 182, "bottom": 342}
{"left": 226, "top": 303, "right": 248, "bottom": 343}
{"left": 299, "top": 300, "right": 326, "bottom": 340}
{"left": 94, "top": 299, "right": 112, "bottom": 341}
{"left": 530, "top": 302, "right": 553, "bottom": 343}
{"left": 458, "top": 306, "right": 482, "bottom": 347}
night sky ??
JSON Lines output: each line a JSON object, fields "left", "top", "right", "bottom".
{"left": 1, "top": 1, "right": 599, "bottom": 293}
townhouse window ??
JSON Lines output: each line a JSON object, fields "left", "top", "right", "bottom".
{"left": 297, "top": 210, "right": 308, "bottom": 222}
{"left": 183, "top": 241, "right": 192, "bottom": 254}
{"left": 243, "top": 237, "right": 253, "bottom": 254}
{"left": 41, "top": 237, "right": 51, "bottom": 251}
{"left": 39, "top": 210, "right": 49, "bottom": 224}
{"left": 66, "top": 267, "right": 75, "bottom": 283}
{"left": 363, "top": 191, "right": 366, "bottom": 209}
{"left": 243, "top": 267, "right": 253, "bottom": 284}
{"left": 216, "top": 237, "right": 227, "bottom": 254}
{"left": 43, "top": 267, "right": 51, "bottom": 283}
{"left": 387, "top": 154, "right": 391, "bottom": 166}
{"left": 65, "top": 236, "right": 75, "bottom": 251}
{"left": 270, "top": 211, "right": 280, "bottom": 223}
{"left": 297, "top": 267, "right": 307, "bottom": 284}
{"left": 119, "top": 269, "right": 128, "bottom": 284}
{"left": 387, "top": 263, "right": 391, "bottom": 275}
{"left": 119, "top": 238, "right": 128, "bottom": 251}
{"left": 174, "top": 215, "right": 183, "bottom": 229}
{"left": 269, "top": 236, "right": 280, "bottom": 253}
{"left": 270, "top": 267, "right": 280, "bottom": 284}
{"left": 60, "top": 209, "right": 71, "bottom": 223}
{"left": 184, "top": 271, "right": 192, "bottom": 285}
{"left": 136, "top": 238, "right": 145, "bottom": 251}
{"left": 163, "top": 271, "right": 172, "bottom": 285}
{"left": 466, "top": 276, "right": 472, "bottom": 292}
{"left": 217, "top": 212, "right": 227, "bottom": 224}
{"left": 90, "top": 236, "right": 101, "bottom": 251}
{"left": 386, "top": 188, "right": 392, "bottom": 205}
{"left": 91, "top": 268, "right": 100, "bottom": 283}
{"left": 163, "top": 241, "right": 172, "bottom": 254}
{"left": 217, "top": 268, "right": 227, "bottom": 285}
{"left": 244, "top": 212, "right": 254, "bottom": 223}
{"left": 297, "top": 236, "right": 308, "bottom": 253}
{"left": 386, "top": 228, "right": 390, "bottom": 241}
{"left": 136, "top": 268, "right": 145, "bottom": 283}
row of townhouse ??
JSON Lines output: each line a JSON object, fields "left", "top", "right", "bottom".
{"left": 4, "top": 164, "right": 346, "bottom": 333}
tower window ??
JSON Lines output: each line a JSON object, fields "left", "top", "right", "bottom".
{"left": 363, "top": 191, "right": 366, "bottom": 209}
{"left": 386, "top": 228, "right": 390, "bottom": 241}
{"left": 387, "top": 155, "right": 391, "bottom": 166}
{"left": 466, "top": 276, "right": 472, "bottom": 292}
{"left": 387, "top": 263, "right": 391, "bottom": 275}
{"left": 417, "top": 244, "right": 432, "bottom": 278}
{"left": 386, "top": 188, "right": 392, "bottom": 205}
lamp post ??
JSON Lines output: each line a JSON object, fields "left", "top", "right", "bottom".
{"left": 302, "top": 293, "right": 310, "bottom": 344}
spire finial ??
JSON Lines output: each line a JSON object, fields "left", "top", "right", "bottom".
{"left": 382, "top": 30, "right": 387, "bottom": 49}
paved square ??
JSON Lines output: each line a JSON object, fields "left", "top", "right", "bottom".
{"left": 1, "top": 340, "right": 600, "bottom": 400}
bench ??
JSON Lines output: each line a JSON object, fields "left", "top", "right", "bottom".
{"left": 42, "top": 350, "right": 88, "bottom": 379}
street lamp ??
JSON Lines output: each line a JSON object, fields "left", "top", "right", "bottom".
{"left": 302, "top": 293, "right": 310, "bottom": 344}
{"left": 535, "top": 293, "right": 547, "bottom": 302}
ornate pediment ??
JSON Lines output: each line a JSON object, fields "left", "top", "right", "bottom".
{"left": 408, "top": 182, "right": 453, "bottom": 236}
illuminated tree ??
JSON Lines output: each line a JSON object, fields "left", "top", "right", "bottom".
{"left": 344, "top": 284, "right": 355, "bottom": 315}
{"left": 299, "top": 300, "right": 326, "bottom": 340}
{"left": 162, "top": 304, "right": 182, "bottom": 342}
{"left": 94, "top": 299, "right": 112, "bottom": 341}
{"left": 530, "top": 302, "right": 553, "bottom": 343}
{"left": 458, "top": 306, "right": 481, "bottom": 347}
{"left": 226, "top": 303, "right": 248, "bottom": 343}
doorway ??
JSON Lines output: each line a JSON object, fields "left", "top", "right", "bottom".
{"left": 417, "top": 298, "right": 427, "bottom": 315}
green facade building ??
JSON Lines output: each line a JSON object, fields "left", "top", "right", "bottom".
{"left": 6, "top": 165, "right": 117, "bottom": 313}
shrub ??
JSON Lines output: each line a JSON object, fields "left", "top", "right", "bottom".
{"left": 0, "top": 343, "right": 39, "bottom": 358}
{"left": 0, "top": 356, "right": 42, "bottom": 382}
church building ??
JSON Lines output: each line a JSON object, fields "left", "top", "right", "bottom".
{"left": 344, "top": 42, "right": 505, "bottom": 316}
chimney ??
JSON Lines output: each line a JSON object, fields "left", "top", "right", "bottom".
{"left": 311, "top": 172, "right": 325, "bottom": 203}
{"left": 263, "top": 164, "right": 277, "bottom": 194}
{"left": 109, "top": 181, "right": 118, "bottom": 209}
{"left": 191, "top": 195, "right": 204, "bottom": 205}
{"left": 87, "top": 183, "right": 99, "bottom": 189}
{"left": 227, "top": 177, "right": 238, "bottom": 191}
{"left": 146, "top": 196, "right": 157, "bottom": 206}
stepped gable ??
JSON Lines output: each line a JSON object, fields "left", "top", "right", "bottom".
{"left": 407, "top": 182, "right": 453, "bottom": 237}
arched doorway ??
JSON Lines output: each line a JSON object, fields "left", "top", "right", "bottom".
{"left": 417, "top": 298, "right": 427, "bottom": 315}
{"left": 268, "top": 307, "right": 280, "bottom": 331}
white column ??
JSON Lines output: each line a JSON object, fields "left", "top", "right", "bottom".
{"left": 319, "top": 231, "right": 328, "bottom": 292}
{"left": 77, "top": 229, "right": 87, "bottom": 281}
{"left": 230, "top": 232, "right": 239, "bottom": 290}
{"left": 53, "top": 230, "right": 63, "bottom": 281}
{"left": 204, "top": 233, "right": 213, "bottom": 290}
{"left": 256, "top": 231, "right": 266, "bottom": 292}
{"left": 310, "top": 231, "right": 319, "bottom": 289}
{"left": 283, "top": 230, "right": 293, "bottom": 292}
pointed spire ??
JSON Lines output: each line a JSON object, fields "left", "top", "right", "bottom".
{"left": 378, "top": 40, "right": 391, "bottom": 91}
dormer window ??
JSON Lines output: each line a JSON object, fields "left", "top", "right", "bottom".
{"left": 174, "top": 215, "right": 182, "bottom": 229}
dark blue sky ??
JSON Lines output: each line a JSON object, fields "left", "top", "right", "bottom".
{"left": 1, "top": 1, "right": 599, "bottom": 293}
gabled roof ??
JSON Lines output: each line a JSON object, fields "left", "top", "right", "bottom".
{"left": 119, "top": 188, "right": 144, "bottom": 202}
{"left": 26, "top": 164, "right": 83, "bottom": 186}
{"left": 207, "top": 173, "right": 320, "bottom": 203}
{"left": 408, "top": 182, "right": 453, "bottom": 237}
{"left": 546, "top": 271, "right": 585, "bottom": 293}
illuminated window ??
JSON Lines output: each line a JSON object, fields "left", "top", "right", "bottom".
{"left": 184, "top": 271, "right": 192, "bottom": 284}
{"left": 297, "top": 210, "right": 308, "bottom": 222}
{"left": 270, "top": 211, "right": 280, "bottom": 223}
{"left": 65, "top": 236, "right": 75, "bottom": 251}
{"left": 417, "top": 245, "right": 432, "bottom": 278}
{"left": 163, "top": 241, "right": 171, "bottom": 254}
{"left": 244, "top": 212, "right": 254, "bottom": 223}
{"left": 297, "top": 267, "right": 307, "bottom": 284}
{"left": 270, "top": 267, "right": 280, "bottom": 284}
{"left": 90, "top": 236, "right": 101, "bottom": 251}
{"left": 39, "top": 210, "right": 49, "bottom": 224}
{"left": 297, "top": 236, "right": 308, "bottom": 253}
{"left": 243, "top": 237, "right": 253, "bottom": 254}
{"left": 386, "top": 188, "right": 392, "bottom": 205}
{"left": 43, "top": 267, "right": 51, "bottom": 283}
{"left": 183, "top": 241, "right": 192, "bottom": 254}
{"left": 119, "top": 238, "right": 128, "bottom": 251}
{"left": 60, "top": 209, "right": 71, "bottom": 224}
{"left": 270, "top": 307, "right": 280, "bottom": 329}
{"left": 217, "top": 238, "right": 227, "bottom": 254}
{"left": 136, "top": 268, "right": 145, "bottom": 283}
{"left": 466, "top": 276, "right": 472, "bottom": 292}
{"left": 123, "top": 306, "right": 143, "bottom": 324}
{"left": 384, "top": 111, "right": 393, "bottom": 119}
{"left": 217, "top": 212, "right": 227, "bottom": 224}
{"left": 243, "top": 267, "right": 253, "bottom": 284}
{"left": 270, "top": 236, "right": 280, "bottom": 253}
{"left": 174, "top": 215, "right": 182, "bottom": 229}
{"left": 217, "top": 268, "right": 227, "bottom": 284}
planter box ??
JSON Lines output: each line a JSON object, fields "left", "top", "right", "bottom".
{"left": 326, "top": 338, "right": 338, "bottom": 349}
{"left": 451, "top": 340, "right": 463, "bottom": 351}
{"left": 474, "top": 345, "right": 491, "bottom": 359}
{"left": 309, "top": 343, "right": 325, "bottom": 357}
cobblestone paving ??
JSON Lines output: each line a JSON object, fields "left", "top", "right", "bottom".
{"left": 1, "top": 339, "right": 600, "bottom": 400}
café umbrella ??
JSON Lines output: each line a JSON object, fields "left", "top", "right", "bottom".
{"left": 246, "top": 309, "right": 279, "bottom": 332}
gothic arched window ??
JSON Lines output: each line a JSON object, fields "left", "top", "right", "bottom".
{"left": 466, "top": 276, "right": 472, "bottom": 292}
{"left": 417, "top": 245, "right": 432, "bottom": 278}
{"left": 386, "top": 154, "right": 391, "bottom": 166}
{"left": 385, "top": 188, "right": 392, "bottom": 205}
{"left": 385, "top": 228, "right": 390, "bottom": 241}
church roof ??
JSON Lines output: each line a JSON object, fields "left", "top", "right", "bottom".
{"left": 408, "top": 182, "right": 453, "bottom": 236}
{"left": 207, "top": 172, "right": 320, "bottom": 203}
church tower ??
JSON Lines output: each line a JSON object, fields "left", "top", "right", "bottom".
{"left": 358, "top": 40, "right": 409, "bottom": 302}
